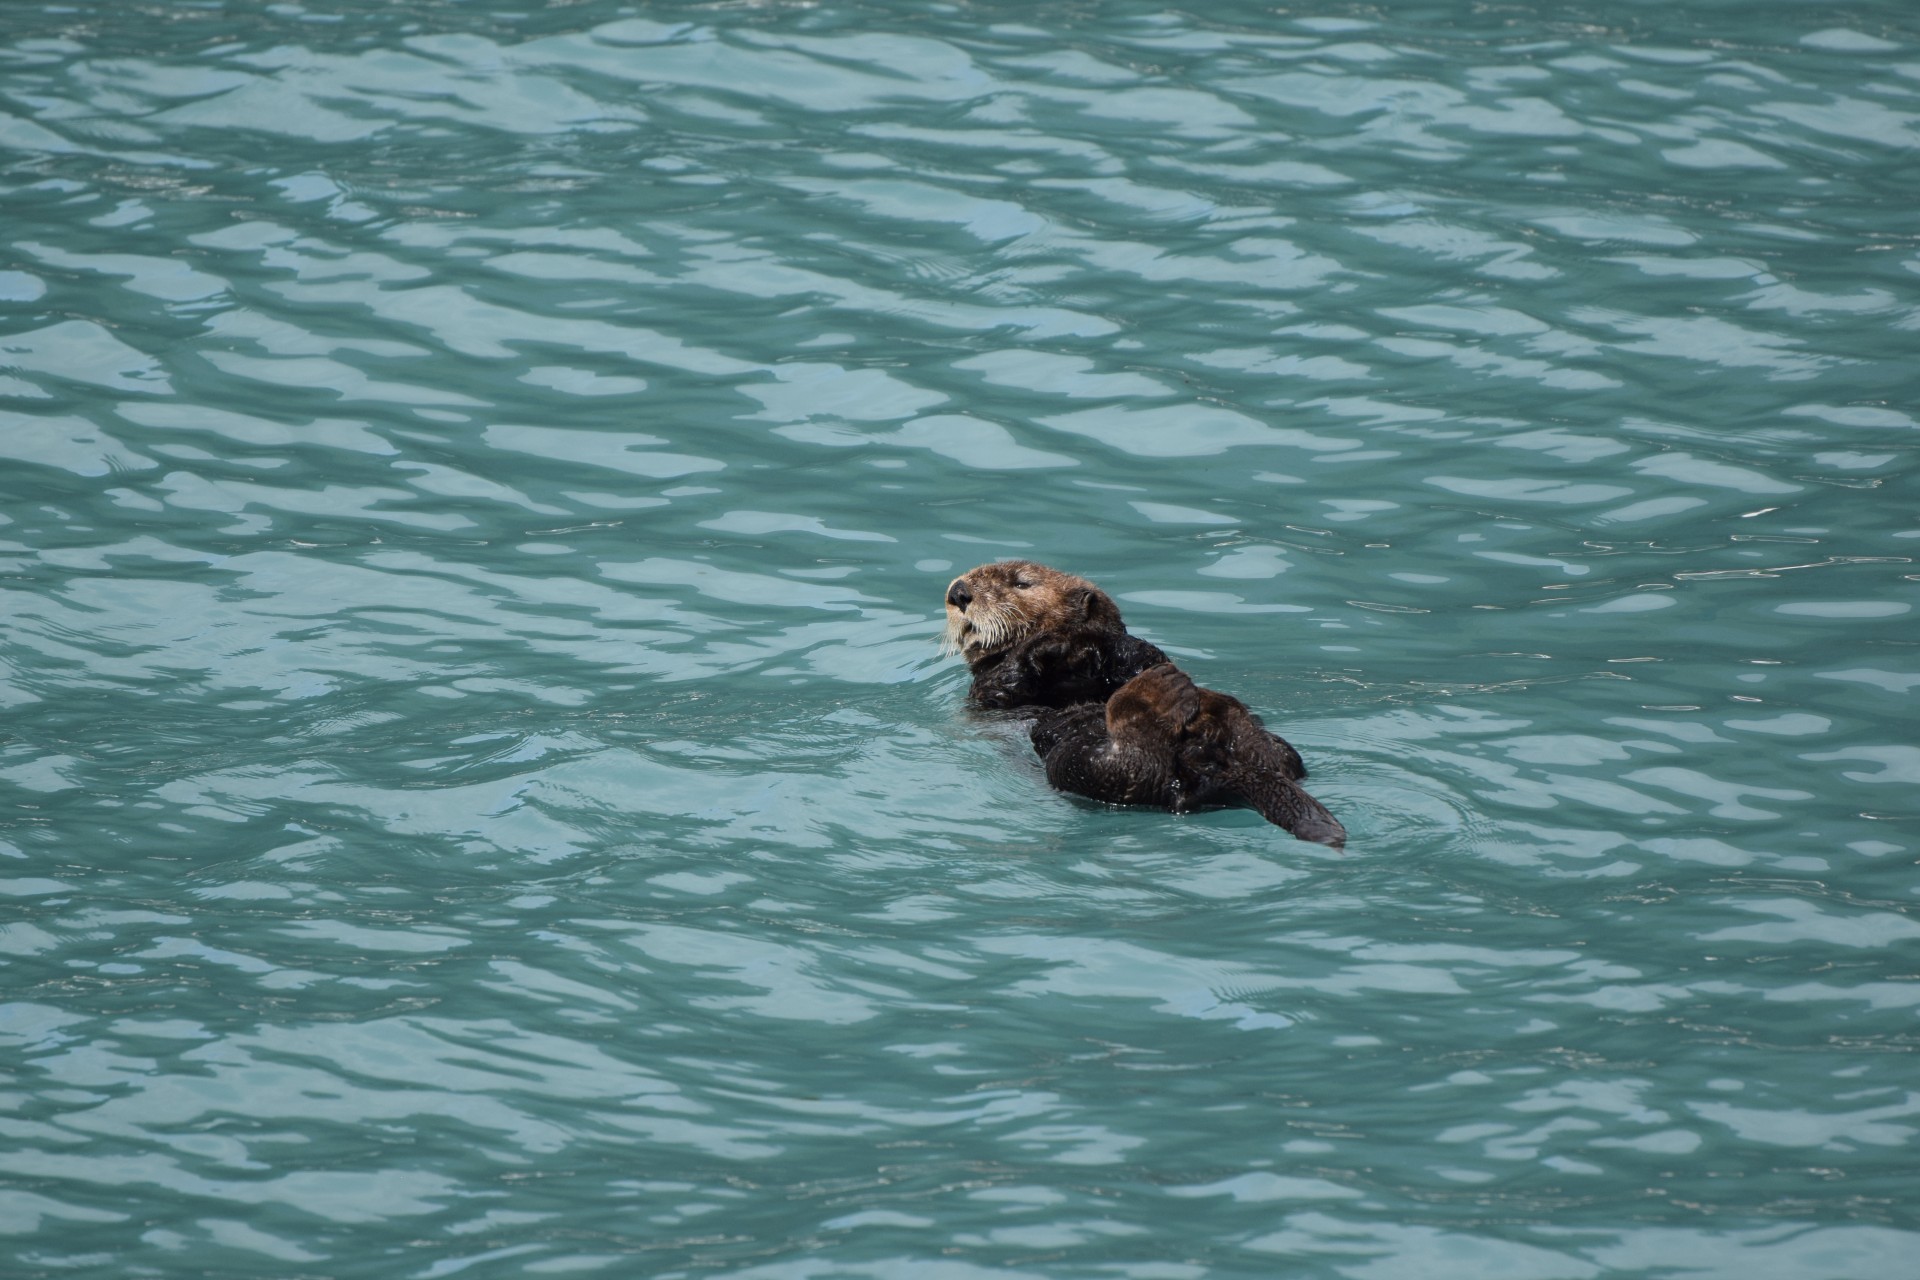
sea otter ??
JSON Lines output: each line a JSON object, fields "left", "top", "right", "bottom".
{"left": 943, "top": 560, "right": 1169, "bottom": 710}
{"left": 1031, "top": 663, "right": 1345, "bottom": 846}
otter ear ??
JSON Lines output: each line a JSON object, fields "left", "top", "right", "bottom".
{"left": 1075, "top": 587, "right": 1119, "bottom": 626}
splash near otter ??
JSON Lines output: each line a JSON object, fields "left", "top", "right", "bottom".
{"left": 942, "top": 561, "right": 1345, "bottom": 844}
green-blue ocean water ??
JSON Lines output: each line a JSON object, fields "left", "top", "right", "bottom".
{"left": 2, "top": 0, "right": 1916, "bottom": 1275}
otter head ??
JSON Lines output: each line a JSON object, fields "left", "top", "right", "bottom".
{"left": 941, "top": 560, "right": 1122, "bottom": 664}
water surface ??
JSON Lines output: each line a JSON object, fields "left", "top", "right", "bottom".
{"left": 2, "top": 1, "right": 1916, "bottom": 1276}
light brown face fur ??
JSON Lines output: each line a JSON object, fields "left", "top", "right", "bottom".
{"left": 942, "top": 560, "right": 1121, "bottom": 663}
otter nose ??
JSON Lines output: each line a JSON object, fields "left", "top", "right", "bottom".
{"left": 946, "top": 581, "right": 972, "bottom": 609}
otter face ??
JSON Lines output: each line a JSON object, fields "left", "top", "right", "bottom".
{"left": 941, "top": 560, "right": 1119, "bottom": 663}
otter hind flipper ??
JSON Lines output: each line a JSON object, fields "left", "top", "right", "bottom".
{"left": 1235, "top": 769, "right": 1346, "bottom": 847}
{"left": 1221, "top": 702, "right": 1307, "bottom": 782}
{"left": 1265, "top": 729, "right": 1308, "bottom": 782}
{"left": 1173, "top": 683, "right": 1338, "bottom": 842}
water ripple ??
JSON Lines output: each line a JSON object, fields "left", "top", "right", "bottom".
{"left": 2, "top": 1, "right": 1917, "bottom": 1275}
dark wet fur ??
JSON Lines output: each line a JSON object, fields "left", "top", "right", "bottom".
{"left": 968, "top": 626, "right": 1170, "bottom": 710}
{"left": 1030, "top": 663, "right": 1345, "bottom": 846}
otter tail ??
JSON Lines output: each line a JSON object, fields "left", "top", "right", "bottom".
{"left": 1237, "top": 770, "right": 1346, "bottom": 847}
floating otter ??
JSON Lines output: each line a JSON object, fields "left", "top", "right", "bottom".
{"left": 1031, "top": 663, "right": 1345, "bottom": 846}
{"left": 944, "top": 560, "right": 1169, "bottom": 710}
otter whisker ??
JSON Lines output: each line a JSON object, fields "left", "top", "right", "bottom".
{"left": 940, "top": 614, "right": 968, "bottom": 656}
{"left": 968, "top": 605, "right": 1009, "bottom": 656}
{"left": 977, "top": 601, "right": 1029, "bottom": 655}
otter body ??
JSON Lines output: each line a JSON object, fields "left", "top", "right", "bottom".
{"left": 1030, "top": 664, "right": 1345, "bottom": 846}
{"left": 944, "top": 560, "right": 1168, "bottom": 710}
{"left": 943, "top": 561, "right": 1347, "bottom": 843}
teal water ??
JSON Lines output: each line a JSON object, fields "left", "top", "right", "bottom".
{"left": 2, "top": 1, "right": 1916, "bottom": 1275}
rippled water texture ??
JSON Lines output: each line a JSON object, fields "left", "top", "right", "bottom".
{"left": 3, "top": 1, "right": 1917, "bottom": 1276}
